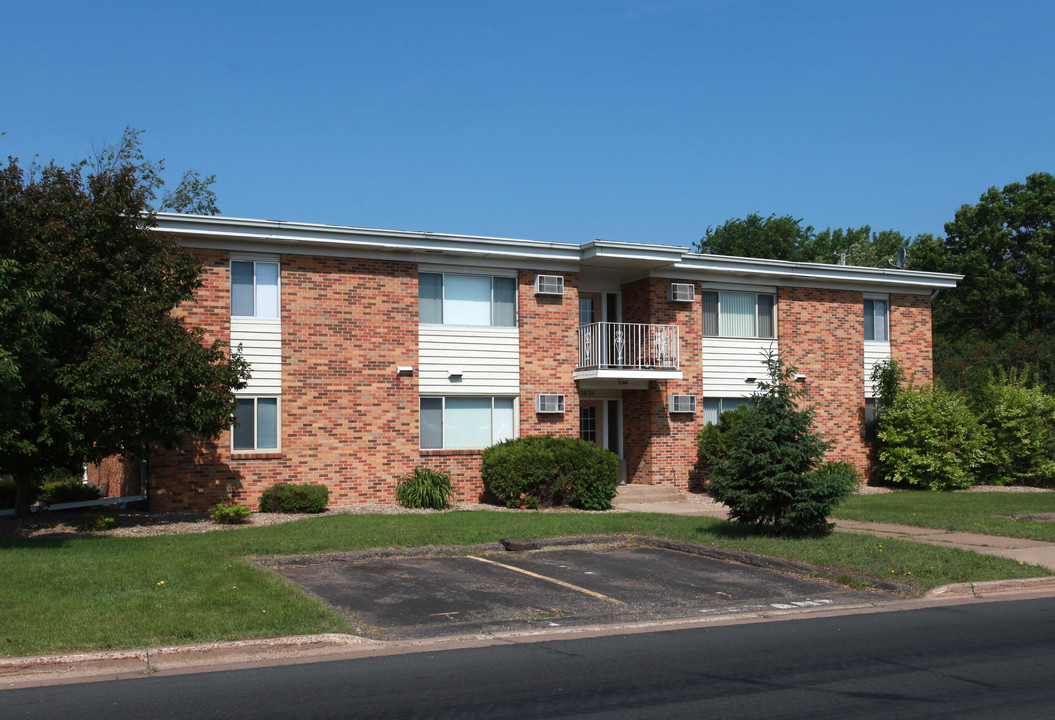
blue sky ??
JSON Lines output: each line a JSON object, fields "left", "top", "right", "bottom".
{"left": 4, "top": 0, "right": 1053, "bottom": 247}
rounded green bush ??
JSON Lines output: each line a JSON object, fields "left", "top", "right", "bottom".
{"left": 210, "top": 503, "right": 251, "bottom": 524}
{"left": 395, "top": 467, "right": 453, "bottom": 509}
{"left": 259, "top": 482, "right": 329, "bottom": 513}
{"left": 481, "top": 435, "right": 618, "bottom": 510}
{"left": 38, "top": 477, "right": 103, "bottom": 507}
{"left": 876, "top": 384, "right": 990, "bottom": 490}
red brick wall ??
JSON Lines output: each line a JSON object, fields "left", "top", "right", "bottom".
{"left": 890, "top": 293, "right": 933, "bottom": 386}
{"left": 778, "top": 287, "right": 868, "bottom": 474}
{"left": 621, "top": 278, "right": 704, "bottom": 489}
{"left": 149, "top": 251, "right": 423, "bottom": 511}
{"left": 519, "top": 269, "right": 579, "bottom": 437}
{"left": 86, "top": 456, "right": 140, "bottom": 498}
{"left": 418, "top": 450, "right": 484, "bottom": 502}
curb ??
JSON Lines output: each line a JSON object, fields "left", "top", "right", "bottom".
{"left": 0, "top": 634, "right": 374, "bottom": 687}
{"left": 925, "top": 575, "right": 1055, "bottom": 599}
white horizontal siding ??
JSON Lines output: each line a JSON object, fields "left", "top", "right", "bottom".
{"left": 701, "top": 337, "right": 777, "bottom": 397}
{"left": 231, "top": 318, "right": 282, "bottom": 394}
{"left": 864, "top": 341, "right": 891, "bottom": 398}
{"left": 419, "top": 325, "right": 520, "bottom": 395}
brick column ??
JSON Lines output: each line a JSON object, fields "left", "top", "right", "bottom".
{"left": 777, "top": 287, "right": 868, "bottom": 475}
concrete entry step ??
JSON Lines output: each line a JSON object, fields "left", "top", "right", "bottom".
{"left": 612, "top": 483, "right": 686, "bottom": 505}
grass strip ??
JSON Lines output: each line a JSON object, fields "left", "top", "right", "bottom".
{"left": 833, "top": 491, "right": 1055, "bottom": 541}
{"left": 1, "top": 510, "right": 1049, "bottom": 658}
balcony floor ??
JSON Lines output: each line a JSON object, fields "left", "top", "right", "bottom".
{"left": 573, "top": 368, "right": 684, "bottom": 381}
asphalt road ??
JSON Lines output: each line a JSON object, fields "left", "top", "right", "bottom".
{"left": 4, "top": 597, "right": 1055, "bottom": 719}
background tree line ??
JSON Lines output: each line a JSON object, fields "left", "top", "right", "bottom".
{"left": 694, "top": 172, "right": 1055, "bottom": 395}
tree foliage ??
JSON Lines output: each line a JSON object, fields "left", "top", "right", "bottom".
{"left": 695, "top": 213, "right": 925, "bottom": 269}
{"left": 706, "top": 351, "right": 857, "bottom": 537}
{"left": 975, "top": 370, "right": 1055, "bottom": 488}
{"left": 914, "top": 173, "right": 1055, "bottom": 391}
{"left": 0, "top": 132, "right": 248, "bottom": 515}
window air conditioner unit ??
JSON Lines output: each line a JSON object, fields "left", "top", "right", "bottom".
{"left": 670, "top": 394, "right": 697, "bottom": 414}
{"left": 535, "top": 274, "right": 565, "bottom": 295}
{"left": 535, "top": 394, "right": 566, "bottom": 413}
{"left": 669, "top": 283, "right": 695, "bottom": 302}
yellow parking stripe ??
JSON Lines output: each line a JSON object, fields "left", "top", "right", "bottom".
{"left": 466, "top": 555, "right": 624, "bottom": 604}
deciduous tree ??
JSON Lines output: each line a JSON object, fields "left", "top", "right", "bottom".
{"left": 0, "top": 131, "right": 248, "bottom": 516}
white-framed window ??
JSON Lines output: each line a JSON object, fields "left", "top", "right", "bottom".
{"left": 864, "top": 298, "right": 889, "bottom": 342}
{"left": 419, "top": 273, "right": 517, "bottom": 327}
{"left": 231, "top": 260, "right": 280, "bottom": 319}
{"left": 701, "top": 291, "right": 775, "bottom": 338}
{"left": 420, "top": 396, "right": 516, "bottom": 449}
{"left": 864, "top": 398, "right": 878, "bottom": 443}
{"left": 702, "top": 397, "right": 754, "bottom": 425}
{"left": 233, "top": 397, "right": 279, "bottom": 451}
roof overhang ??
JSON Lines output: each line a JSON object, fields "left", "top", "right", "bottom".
{"left": 153, "top": 214, "right": 961, "bottom": 292}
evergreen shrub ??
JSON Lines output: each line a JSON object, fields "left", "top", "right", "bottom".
{"left": 259, "top": 483, "right": 329, "bottom": 513}
{"left": 396, "top": 467, "right": 454, "bottom": 509}
{"left": 706, "top": 351, "right": 854, "bottom": 537}
{"left": 696, "top": 404, "right": 750, "bottom": 475}
{"left": 481, "top": 435, "right": 618, "bottom": 510}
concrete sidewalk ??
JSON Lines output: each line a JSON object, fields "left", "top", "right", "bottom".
{"left": 612, "top": 488, "right": 1055, "bottom": 572}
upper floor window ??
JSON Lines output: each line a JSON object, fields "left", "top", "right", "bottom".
{"left": 701, "top": 291, "right": 775, "bottom": 339}
{"left": 419, "top": 273, "right": 516, "bottom": 326}
{"left": 864, "top": 298, "right": 889, "bottom": 342}
{"left": 231, "top": 260, "right": 279, "bottom": 319}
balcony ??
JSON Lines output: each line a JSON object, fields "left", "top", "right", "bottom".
{"left": 574, "top": 322, "right": 682, "bottom": 380}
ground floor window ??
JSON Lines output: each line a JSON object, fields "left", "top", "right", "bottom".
{"left": 233, "top": 397, "right": 279, "bottom": 451}
{"left": 420, "top": 396, "right": 516, "bottom": 449}
{"left": 702, "top": 397, "right": 753, "bottom": 425}
{"left": 864, "top": 398, "right": 878, "bottom": 443}
{"left": 580, "top": 405, "right": 597, "bottom": 443}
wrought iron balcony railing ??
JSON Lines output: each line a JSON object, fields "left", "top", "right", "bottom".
{"left": 576, "top": 322, "right": 679, "bottom": 371}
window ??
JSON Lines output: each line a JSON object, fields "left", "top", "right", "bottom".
{"left": 420, "top": 396, "right": 516, "bottom": 449}
{"left": 233, "top": 397, "right": 279, "bottom": 451}
{"left": 702, "top": 397, "right": 753, "bottom": 425}
{"left": 864, "top": 298, "right": 889, "bottom": 342}
{"left": 419, "top": 273, "right": 516, "bottom": 326}
{"left": 701, "top": 291, "right": 775, "bottom": 338}
{"left": 231, "top": 260, "right": 280, "bottom": 319}
{"left": 580, "top": 405, "right": 597, "bottom": 443}
{"left": 864, "top": 398, "right": 878, "bottom": 443}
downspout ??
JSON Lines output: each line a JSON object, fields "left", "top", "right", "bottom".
{"left": 139, "top": 439, "right": 148, "bottom": 502}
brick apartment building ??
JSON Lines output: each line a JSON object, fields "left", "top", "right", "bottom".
{"left": 100, "top": 214, "right": 959, "bottom": 511}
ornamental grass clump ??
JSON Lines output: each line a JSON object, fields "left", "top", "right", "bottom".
{"left": 706, "top": 351, "right": 857, "bottom": 537}
{"left": 395, "top": 467, "right": 454, "bottom": 510}
{"left": 481, "top": 435, "right": 618, "bottom": 510}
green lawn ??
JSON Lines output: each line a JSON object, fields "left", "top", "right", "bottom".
{"left": 833, "top": 491, "right": 1055, "bottom": 541}
{"left": 1, "top": 510, "right": 1049, "bottom": 658}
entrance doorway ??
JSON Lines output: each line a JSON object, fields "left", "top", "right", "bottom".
{"left": 580, "top": 398, "right": 627, "bottom": 484}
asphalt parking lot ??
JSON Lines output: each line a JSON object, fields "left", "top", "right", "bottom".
{"left": 267, "top": 541, "right": 883, "bottom": 640}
